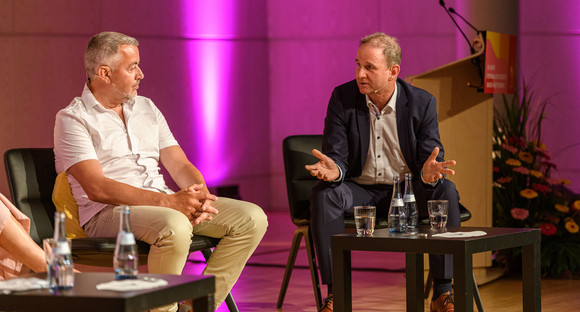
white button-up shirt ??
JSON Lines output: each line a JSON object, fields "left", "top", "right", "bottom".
{"left": 353, "top": 84, "right": 410, "bottom": 185}
{"left": 54, "top": 84, "right": 179, "bottom": 225}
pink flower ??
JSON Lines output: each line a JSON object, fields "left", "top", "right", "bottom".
{"left": 533, "top": 147, "right": 550, "bottom": 159}
{"left": 543, "top": 214, "right": 560, "bottom": 224}
{"left": 510, "top": 208, "right": 529, "bottom": 220}
{"left": 541, "top": 160, "right": 557, "bottom": 170}
{"left": 512, "top": 167, "right": 529, "bottom": 175}
{"left": 540, "top": 223, "right": 557, "bottom": 236}
{"left": 501, "top": 143, "right": 518, "bottom": 154}
{"left": 532, "top": 183, "right": 551, "bottom": 194}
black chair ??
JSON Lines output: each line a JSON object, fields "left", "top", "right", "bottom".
{"left": 4, "top": 148, "right": 238, "bottom": 312}
{"left": 277, "top": 135, "right": 482, "bottom": 311}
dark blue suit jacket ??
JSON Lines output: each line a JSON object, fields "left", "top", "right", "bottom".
{"left": 322, "top": 77, "right": 446, "bottom": 184}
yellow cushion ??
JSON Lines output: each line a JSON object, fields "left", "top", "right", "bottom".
{"left": 52, "top": 172, "right": 88, "bottom": 239}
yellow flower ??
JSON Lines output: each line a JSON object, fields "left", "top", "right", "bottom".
{"left": 529, "top": 170, "right": 543, "bottom": 178}
{"left": 573, "top": 200, "right": 580, "bottom": 211}
{"left": 565, "top": 220, "right": 579, "bottom": 233}
{"left": 520, "top": 189, "right": 538, "bottom": 199}
{"left": 555, "top": 204, "right": 570, "bottom": 213}
{"left": 531, "top": 141, "right": 547, "bottom": 150}
{"left": 518, "top": 152, "right": 534, "bottom": 163}
{"left": 506, "top": 158, "right": 522, "bottom": 166}
{"left": 562, "top": 179, "right": 571, "bottom": 185}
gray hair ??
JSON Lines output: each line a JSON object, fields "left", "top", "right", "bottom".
{"left": 84, "top": 31, "right": 139, "bottom": 77}
{"left": 360, "top": 32, "right": 401, "bottom": 67}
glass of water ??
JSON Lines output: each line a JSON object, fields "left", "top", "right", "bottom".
{"left": 427, "top": 200, "right": 449, "bottom": 230}
{"left": 354, "top": 205, "right": 376, "bottom": 236}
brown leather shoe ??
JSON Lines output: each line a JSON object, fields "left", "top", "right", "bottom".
{"left": 430, "top": 291, "right": 454, "bottom": 312}
{"left": 319, "top": 295, "right": 333, "bottom": 312}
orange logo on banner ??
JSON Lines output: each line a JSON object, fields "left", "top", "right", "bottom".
{"left": 484, "top": 31, "right": 517, "bottom": 94}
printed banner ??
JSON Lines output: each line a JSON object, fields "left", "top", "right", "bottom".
{"left": 484, "top": 31, "right": 517, "bottom": 94}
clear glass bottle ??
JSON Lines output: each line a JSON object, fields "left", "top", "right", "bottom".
{"left": 404, "top": 173, "right": 419, "bottom": 230}
{"left": 114, "top": 205, "right": 138, "bottom": 280}
{"left": 47, "top": 211, "right": 74, "bottom": 290}
{"left": 388, "top": 176, "right": 407, "bottom": 233}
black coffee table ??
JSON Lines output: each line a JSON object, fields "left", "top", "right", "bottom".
{"left": 332, "top": 226, "right": 541, "bottom": 312}
{"left": 0, "top": 272, "right": 214, "bottom": 312}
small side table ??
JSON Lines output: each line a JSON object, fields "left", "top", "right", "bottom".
{"left": 332, "top": 226, "right": 541, "bottom": 312}
{"left": 0, "top": 272, "right": 214, "bottom": 312}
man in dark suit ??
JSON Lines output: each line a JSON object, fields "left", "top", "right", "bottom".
{"left": 306, "top": 32, "right": 459, "bottom": 312}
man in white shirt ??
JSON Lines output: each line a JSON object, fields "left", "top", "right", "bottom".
{"left": 54, "top": 31, "right": 267, "bottom": 312}
{"left": 306, "top": 32, "right": 459, "bottom": 312}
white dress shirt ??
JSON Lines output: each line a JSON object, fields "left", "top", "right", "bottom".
{"left": 352, "top": 84, "right": 410, "bottom": 185}
{"left": 54, "top": 84, "right": 179, "bottom": 226}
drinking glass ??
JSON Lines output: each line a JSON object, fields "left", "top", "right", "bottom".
{"left": 427, "top": 200, "right": 449, "bottom": 229}
{"left": 354, "top": 205, "right": 376, "bottom": 236}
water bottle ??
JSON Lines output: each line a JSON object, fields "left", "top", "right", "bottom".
{"left": 47, "top": 211, "right": 74, "bottom": 290}
{"left": 404, "top": 173, "right": 419, "bottom": 230}
{"left": 114, "top": 205, "right": 138, "bottom": 279}
{"left": 388, "top": 176, "right": 406, "bottom": 233}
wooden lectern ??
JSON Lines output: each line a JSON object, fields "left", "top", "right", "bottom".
{"left": 406, "top": 35, "right": 503, "bottom": 284}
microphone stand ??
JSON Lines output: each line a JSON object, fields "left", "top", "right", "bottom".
{"left": 439, "top": 0, "right": 485, "bottom": 91}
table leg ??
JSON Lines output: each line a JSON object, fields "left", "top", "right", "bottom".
{"left": 405, "top": 253, "right": 424, "bottom": 312}
{"left": 453, "top": 251, "right": 473, "bottom": 311}
{"left": 192, "top": 294, "right": 214, "bottom": 312}
{"left": 332, "top": 246, "right": 351, "bottom": 312}
{"left": 522, "top": 241, "right": 541, "bottom": 311}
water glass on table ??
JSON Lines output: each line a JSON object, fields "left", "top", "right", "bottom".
{"left": 354, "top": 205, "right": 376, "bottom": 236}
{"left": 427, "top": 200, "right": 448, "bottom": 229}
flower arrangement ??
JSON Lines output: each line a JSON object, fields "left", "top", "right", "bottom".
{"left": 492, "top": 84, "right": 580, "bottom": 278}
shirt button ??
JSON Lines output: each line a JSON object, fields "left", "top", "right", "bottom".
{"left": 378, "top": 173, "right": 382, "bottom": 176}
{"left": 377, "top": 155, "right": 381, "bottom": 158}
{"left": 377, "top": 136, "right": 380, "bottom": 140}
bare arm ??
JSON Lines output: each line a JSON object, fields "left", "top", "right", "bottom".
{"left": 0, "top": 213, "right": 46, "bottom": 273}
{"left": 67, "top": 158, "right": 217, "bottom": 224}
{"left": 160, "top": 146, "right": 208, "bottom": 192}
{"left": 159, "top": 145, "right": 219, "bottom": 222}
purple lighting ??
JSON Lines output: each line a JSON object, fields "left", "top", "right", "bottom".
{"left": 181, "top": 1, "right": 236, "bottom": 184}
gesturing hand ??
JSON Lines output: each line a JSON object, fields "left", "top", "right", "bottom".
{"left": 305, "top": 149, "right": 340, "bottom": 182}
{"left": 421, "top": 147, "right": 456, "bottom": 183}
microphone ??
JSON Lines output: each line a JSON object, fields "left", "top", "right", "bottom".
{"left": 439, "top": 0, "right": 474, "bottom": 54}
{"left": 440, "top": 0, "right": 484, "bottom": 91}
{"left": 372, "top": 82, "right": 388, "bottom": 94}
{"left": 449, "top": 7, "right": 480, "bottom": 33}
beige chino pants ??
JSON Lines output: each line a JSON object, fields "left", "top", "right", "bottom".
{"left": 84, "top": 197, "right": 268, "bottom": 311}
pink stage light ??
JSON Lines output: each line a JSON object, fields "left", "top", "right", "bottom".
{"left": 181, "top": 1, "right": 236, "bottom": 184}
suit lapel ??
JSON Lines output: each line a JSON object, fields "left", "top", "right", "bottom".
{"left": 396, "top": 80, "right": 414, "bottom": 171}
{"left": 356, "top": 91, "right": 370, "bottom": 172}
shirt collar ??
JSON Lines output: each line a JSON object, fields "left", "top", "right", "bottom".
{"left": 80, "top": 83, "right": 136, "bottom": 111}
